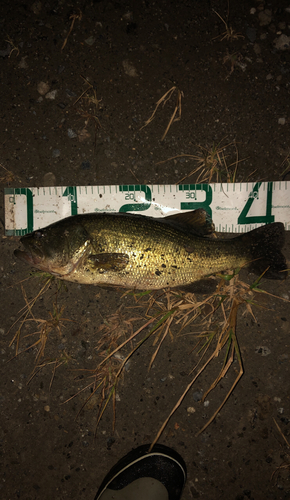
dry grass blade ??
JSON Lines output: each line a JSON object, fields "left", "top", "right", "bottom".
{"left": 223, "top": 50, "right": 248, "bottom": 79}
{"left": 149, "top": 312, "right": 176, "bottom": 370}
{"left": 281, "top": 153, "right": 290, "bottom": 180}
{"left": 149, "top": 346, "right": 216, "bottom": 452}
{"left": 196, "top": 327, "right": 244, "bottom": 436}
{"left": 175, "top": 139, "right": 247, "bottom": 184}
{"left": 9, "top": 261, "right": 289, "bottom": 440}
{"left": 73, "top": 75, "right": 102, "bottom": 146}
{"left": 27, "top": 355, "right": 69, "bottom": 389}
{"left": 74, "top": 75, "right": 102, "bottom": 108}
{"left": 155, "top": 139, "right": 248, "bottom": 184}
{"left": 160, "top": 87, "right": 183, "bottom": 141}
{"left": 273, "top": 418, "right": 290, "bottom": 448}
{"left": 9, "top": 277, "right": 53, "bottom": 355}
{"left": 61, "top": 9, "right": 82, "bottom": 51}
{"left": 9, "top": 276, "right": 72, "bottom": 375}
{"left": 61, "top": 312, "right": 160, "bottom": 431}
{"left": 65, "top": 304, "right": 180, "bottom": 433}
{"left": 5, "top": 34, "right": 19, "bottom": 57}
{"left": 140, "top": 86, "right": 184, "bottom": 141}
{"left": 271, "top": 418, "right": 290, "bottom": 482}
{"left": 0, "top": 163, "right": 21, "bottom": 185}
{"left": 150, "top": 269, "right": 287, "bottom": 445}
{"left": 98, "top": 315, "right": 157, "bottom": 368}
{"left": 212, "top": 9, "right": 244, "bottom": 42}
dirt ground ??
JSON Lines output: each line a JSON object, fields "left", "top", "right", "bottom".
{"left": 1, "top": 1, "right": 290, "bottom": 499}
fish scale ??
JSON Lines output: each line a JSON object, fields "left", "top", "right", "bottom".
{"left": 79, "top": 214, "right": 245, "bottom": 288}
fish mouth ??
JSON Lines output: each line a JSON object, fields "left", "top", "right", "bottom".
{"left": 14, "top": 248, "right": 40, "bottom": 266}
{"left": 14, "top": 248, "right": 61, "bottom": 275}
{"left": 14, "top": 247, "right": 78, "bottom": 277}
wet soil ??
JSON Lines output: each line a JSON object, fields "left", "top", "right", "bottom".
{"left": 1, "top": 1, "right": 290, "bottom": 499}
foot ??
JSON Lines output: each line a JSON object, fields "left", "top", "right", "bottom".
{"left": 95, "top": 443, "right": 187, "bottom": 500}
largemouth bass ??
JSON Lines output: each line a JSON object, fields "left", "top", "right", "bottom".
{"left": 14, "top": 210, "right": 287, "bottom": 290}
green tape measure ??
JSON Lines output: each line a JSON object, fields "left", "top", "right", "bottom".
{"left": 4, "top": 182, "right": 290, "bottom": 235}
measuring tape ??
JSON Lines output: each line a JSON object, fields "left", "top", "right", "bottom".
{"left": 4, "top": 182, "right": 290, "bottom": 236}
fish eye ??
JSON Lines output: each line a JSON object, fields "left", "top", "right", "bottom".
{"left": 34, "top": 230, "right": 44, "bottom": 240}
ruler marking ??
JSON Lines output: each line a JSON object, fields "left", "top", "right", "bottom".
{"left": 5, "top": 183, "right": 290, "bottom": 234}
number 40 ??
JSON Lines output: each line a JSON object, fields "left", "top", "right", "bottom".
{"left": 238, "top": 182, "right": 274, "bottom": 225}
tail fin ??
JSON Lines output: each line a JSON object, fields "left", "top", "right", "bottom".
{"left": 242, "top": 222, "right": 287, "bottom": 280}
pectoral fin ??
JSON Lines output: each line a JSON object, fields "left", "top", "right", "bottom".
{"left": 87, "top": 253, "right": 129, "bottom": 271}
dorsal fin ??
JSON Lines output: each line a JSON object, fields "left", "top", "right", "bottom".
{"left": 162, "top": 208, "right": 215, "bottom": 236}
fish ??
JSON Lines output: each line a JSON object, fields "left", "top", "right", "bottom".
{"left": 14, "top": 210, "right": 287, "bottom": 290}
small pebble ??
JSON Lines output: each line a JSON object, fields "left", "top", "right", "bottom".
{"left": 81, "top": 160, "right": 91, "bottom": 170}
{"left": 0, "top": 44, "right": 12, "bottom": 58}
{"left": 255, "top": 346, "right": 271, "bottom": 356}
{"left": 85, "top": 36, "right": 96, "bottom": 46}
{"left": 37, "top": 81, "right": 50, "bottom": 95}
{"left": 246, "top": 27, "right": 256, "bottom": 42}
{"left": 278, "top": 117, "right": 286, "bottom": 125}
{"left": 52, "top": 149, "right": 60, "bottom": 158}
{"left": 31, "top": 1, "right": 42, "bottom": 15}
{"left": 78, "top": 128, "right": 91, "bottom": 142}
{"left": 107, "top": 437, "right": 115, "bottom": 448}
{"left": 68, "top": 128, "right": 77, "bottom": 139}
{"left": 204, "top": 400, "right": 210, "bottom": 407}
{"left": 66, "top": 89, "right": 76, "bottom": 98}
{"left": 187, "top": 407, "right": 196, "bottom": 414}
{"left": 258, "top": 10, "right": 272, "bottom": 27}
{"left": 123, "top": 11, "right": 133, "bottom": 21}
{"left": 45, "top": 90, "right": 58, "bottom": 100}
{"left": 274, "top": 34, "right": 290, "bottom": 50}
{"left": 43, "top": 172, "right": 56, "bottom": 186}
{"left": 122, "top": 59, "right": 138, "bottom": 77}
{"left": 192, "top": 390, "right": 203, "bottom": 402}
{"left": 44, "top": 405, "right": 50, "bottom": 412}
{"left": 18, "top": 57, "right": 28, "bottom": 69}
